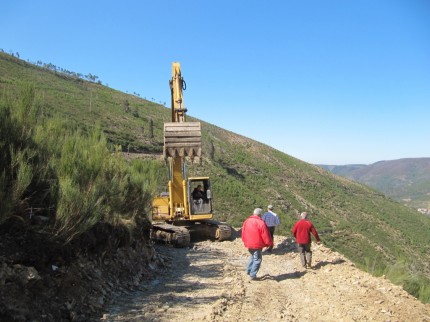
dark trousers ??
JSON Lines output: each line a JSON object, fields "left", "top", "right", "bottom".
{"left": 298, "top": 243, "right": 312, "bottom": 267}
{"left": 267, "top": 226, "right": 275, "bottom": 250}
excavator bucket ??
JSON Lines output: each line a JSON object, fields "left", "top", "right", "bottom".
{"left": 164, "top": 122, "right": 202, "bottom": 159}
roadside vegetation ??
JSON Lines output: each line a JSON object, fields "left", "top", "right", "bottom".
{"left": 0, "top": 82, "right": 162, "bottom": 243}
{"left": 1, "top": 52, "right": 430, "bottom": 303}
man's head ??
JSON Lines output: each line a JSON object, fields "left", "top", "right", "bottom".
{"left": 268, "top": 205, "right": 273, "bottom": 210}
{"left": 253, "top": 208, "right": 263, "bottom": 216}
{"left": 300, "top": 212, "right": 308, "bottom": 219}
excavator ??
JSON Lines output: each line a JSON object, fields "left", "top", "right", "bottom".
{"left": 150, "top": 62, "right": 232, "bottom": 247}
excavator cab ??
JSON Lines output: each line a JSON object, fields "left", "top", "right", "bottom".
{"left": 189, "top": 178, "right": 212, "bottom": 215}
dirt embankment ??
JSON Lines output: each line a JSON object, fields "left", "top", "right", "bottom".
{"left": 103, "top": 235, "right": 430, "bottom": 322}
{"left": 0, "top": 217, "right": 159, "bottom": 322}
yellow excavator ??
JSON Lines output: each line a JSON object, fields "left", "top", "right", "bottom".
{"left": 151, "top": 62, "right": 231, "bottom": 247}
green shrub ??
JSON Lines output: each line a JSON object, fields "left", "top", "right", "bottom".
{"left": 0, "top": 83, "right": 154, "bottom": 243}
{"left": 0, "top": 83, "right": 40, "bottom": 220}
{"left": 404, "top": 278, "right": 421, "bottom": 298}
{"left": 52, "top": 127, "right": 154, "bottom": 241}
{"left": 419, "top": 283, "right": 430, "bottom": 303}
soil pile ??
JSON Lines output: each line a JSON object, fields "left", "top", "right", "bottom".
{"left": 0, "top": 216, "right": 159, "bottom": 322}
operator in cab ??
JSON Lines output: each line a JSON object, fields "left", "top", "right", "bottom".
{"left": 192, "top": 184, "right": 206, "bottom": 201}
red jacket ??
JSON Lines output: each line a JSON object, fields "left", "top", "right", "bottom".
{"left": 242, "top": 215, "right": 273, "bottom": 249}
{"left": 292, "top": 219, "right": 320, "bottom": 244}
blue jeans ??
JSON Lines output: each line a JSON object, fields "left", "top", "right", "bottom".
{"left": 246, "top": 249, "right": 262, "bottom": 278}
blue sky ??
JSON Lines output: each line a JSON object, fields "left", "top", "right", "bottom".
{"left": 2, "top": 0, "right": 429, "bottom": 164}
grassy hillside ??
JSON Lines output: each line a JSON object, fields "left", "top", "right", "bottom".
{"left": 1, "top": 52, "right": 430, "bottom": 302}
{"left": 320, "top": 159, "right": 430, "bottom": 209}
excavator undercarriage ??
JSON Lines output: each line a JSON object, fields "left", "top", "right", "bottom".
{"left": 150, "top": 220, "right": 231, "bottom": 247}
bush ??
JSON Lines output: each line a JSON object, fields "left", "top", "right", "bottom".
{"left": 0, "top": 83, "right": 154, "bottom": 243}
{"left": 0, "top": 83, "right": 40, "bottom": 220}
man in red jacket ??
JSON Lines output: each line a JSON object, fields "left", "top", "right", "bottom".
{"left": 292, "top": 212, "right": 321, "bottom": 269}
{"left": 242, "top": 208, "right": 273, "bottom": 280}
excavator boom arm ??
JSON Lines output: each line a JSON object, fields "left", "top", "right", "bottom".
{"left": 170, "top": 62, "right": 186, "bottom": 123}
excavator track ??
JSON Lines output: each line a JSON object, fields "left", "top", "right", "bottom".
{"left": 151, "top": 224, "right": 191, "bottom": 247}
{"left": 151, "top": 221, "right": 232, "bottom": 247}
{"left": 214, "top": 223, "right": 232, "bottom": 241}
{"left": 189, "top": 220, "right": 232, "bottom": 242}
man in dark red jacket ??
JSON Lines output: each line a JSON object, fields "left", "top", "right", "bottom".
{"left": 292, "top": 212, "right": 321, "bottom": 269}
{"left": 242, "top": 208, "right": 273, "bottom": 280}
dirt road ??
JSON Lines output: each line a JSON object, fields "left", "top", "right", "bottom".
{"left": 102, "top": 236, "right": 430, "bottom": 321}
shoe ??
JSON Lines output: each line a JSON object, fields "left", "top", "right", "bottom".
{"left": 249, "top": 276, "right": 259, "bottom": 281}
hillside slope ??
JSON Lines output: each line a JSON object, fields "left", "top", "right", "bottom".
{"left": 1, "top": 52, "right": 430, "bottom": 302}
{"left": 320, "top": 158, "right": 430, "bottom": 209}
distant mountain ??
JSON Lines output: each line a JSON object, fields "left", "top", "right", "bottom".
{"left": 319, "top": 158, "right": 430, "bottom": 209}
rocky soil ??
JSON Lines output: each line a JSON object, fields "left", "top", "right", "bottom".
{"left": 1, "top": 219, "right": 430, "bottom": 322}
{"left": 103, "top": 234, "right": 430, "bottom": 322}
{"left": 0, "top": 216, "right": 159, "bottom": 321}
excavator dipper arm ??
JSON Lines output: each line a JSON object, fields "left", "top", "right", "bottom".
{"left": 163, "top": 62, "right": 201, "bottom": 159}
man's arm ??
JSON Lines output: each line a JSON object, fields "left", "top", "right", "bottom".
{"left": 292, "top": 222, "right": 297, "bottom": 238}
{"left": 261, "top": 224, "right": 273, "bottom": 247}
{"left": 241, "top": 221, "right": 248, "bottom": 244}
{"left": 310, "top": 225, "right": 321, "bottom": 243}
